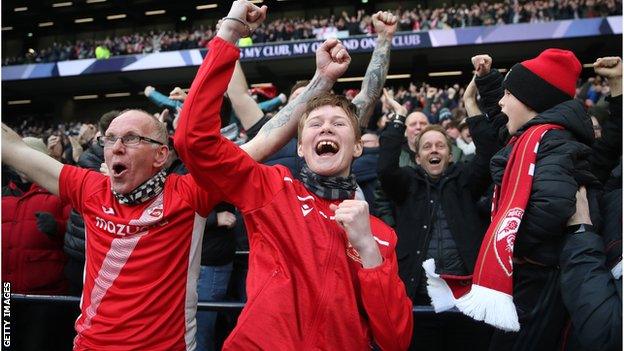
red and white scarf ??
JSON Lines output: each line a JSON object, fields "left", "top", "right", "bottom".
{"left": 423, "top": 123, "right": 563, "bottom": 331}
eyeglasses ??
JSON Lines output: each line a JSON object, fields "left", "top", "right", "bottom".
{"left": 97, "top": 135, "right": 165, "bottom": 148}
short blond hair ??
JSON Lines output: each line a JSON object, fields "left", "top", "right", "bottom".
{"left": 297, "top": 93, "right": 361, "bottom": 142}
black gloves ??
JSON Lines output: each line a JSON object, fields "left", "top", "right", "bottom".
{"left": 36, "top": 212, "right": 58, "bottom": 237}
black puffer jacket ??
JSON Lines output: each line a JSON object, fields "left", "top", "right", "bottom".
{"left": 560, "top": 225, "right": 622, "bottom": 351}
{"left": 63, "top": 143, "right": 103, "bottom": 260}
{"left": 490, "top": 99, "right": 598, "bottom": 266}
{"left": 486, "top": 99, "right": 602, "bottom": 351}
{"left": 590, "top": 95, "right": 622, "bottom": 186}
{"left": 378, "top": 114, "right": 502, "bottom": 300}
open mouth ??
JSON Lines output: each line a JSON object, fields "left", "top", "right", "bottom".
{"left": 315, "top": 140, "right": 339, "bottom": 156}
{"left": 111, "top": 163, "right": 128, "bottom": 176}
{"left": 429, "top": 156, "right": 441, "bottom": 165}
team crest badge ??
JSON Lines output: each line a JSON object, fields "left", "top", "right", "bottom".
{"left": 494, "top": 207, "right": 524, "bottom": 276}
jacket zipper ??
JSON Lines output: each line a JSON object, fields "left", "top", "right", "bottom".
{"left": 302, "top": 222, "right": 338, "bottom": 345}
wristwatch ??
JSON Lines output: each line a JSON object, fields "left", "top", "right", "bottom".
{"left": 389, "top": 112, "right": 406, "bottom": 125}
{"left": 566, "top": 223, "right": 594, "bottom": 235}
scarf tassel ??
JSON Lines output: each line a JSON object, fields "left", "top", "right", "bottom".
{"left": 423, "top": 258, "right": 520, "bottom": 332}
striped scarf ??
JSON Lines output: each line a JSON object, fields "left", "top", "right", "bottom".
{"left": 299, "top": 165, "right": 357, "bottom": 200}
{"left": 113, "top": 169, "right": 167, "bottom": 205}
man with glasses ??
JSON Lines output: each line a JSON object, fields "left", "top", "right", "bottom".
{"left": 1, "top": 23, "right": 349, "bottom": 349}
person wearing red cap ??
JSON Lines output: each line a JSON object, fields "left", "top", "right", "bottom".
{"left": 424, "top": 50, "right": 600, "bottom": 350}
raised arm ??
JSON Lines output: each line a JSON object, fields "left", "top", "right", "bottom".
{"left": 472, "top": 54, "right": 505, "bottom": 118}
{"left": 1, "top": 123, "right": 63, "bottom": 195}
{"left": 590, "top": 56, "right": 622, "bottom": 183}
{"left": 463, "top": 56, "right": 505, "bottom": 198}
{"left": 227, "top": 60, "right": 265, "bottom": 130}
{"left": 144, "top": 86, "right": 183, "bottom": 111}
{"left": 174, "top": 0, "right": 268, "bottom": 210}
{"left": 463, "top": 77, "right": 482, "bottom": 117}
{"left": 174, "top": 1, "right": 350, "bottom": 210}
{"left": 241, "top": 39, "right": 351, "bottom": 161}
{"left": 377, "top": 89, "right": 413, "bottom": 204}
{"left": 351, "top": 11, "right": 397, "bottom": 128}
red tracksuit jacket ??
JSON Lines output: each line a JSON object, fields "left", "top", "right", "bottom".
{"left": 175, "top": 37, "right": 413, "bottom": 350}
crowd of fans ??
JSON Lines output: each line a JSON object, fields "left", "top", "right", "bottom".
{"left": 3, "top": 0, "right": 621, "bottom": 66}
{"left": 2, "top": 3, "right": 622, "bottom": 349}
{"left": 6, "top": 72, "right": 613, "bottom": 171}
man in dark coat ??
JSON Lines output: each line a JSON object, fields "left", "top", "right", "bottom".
{"left": 559, "top": 56, "right": 622, "bottom": 351}
{"left": 560, "top": 187, "right": 621, "bottom": 351}
{"left": 378, "top": 64, "right": 503, "bottom": 350}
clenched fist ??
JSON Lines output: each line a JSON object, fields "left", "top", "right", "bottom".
{"left": 330, "top": 200, "right": 382, "bottom": 268}
{"left": 315, "top": 38, "right": 351, "bottom": 83}
{"left": 471, "top": 54, "right": 492, "bottom": 77}
{"left": 372, "top": 11, "right": 398, "bottom": 38}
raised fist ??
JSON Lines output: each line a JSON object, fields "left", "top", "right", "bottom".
{"left": 372, "top": 11, "right": 398, "bottom": 37}
{"left": 223, "top": 0, "right": 268, "bottom": 36}
{"left": 316, "top": 38, "right": 351, "bottom": 82}
{"left": 471, "top": 54, "right": 492, "bottom": 77}
{"left": 593, "top": 56, "right": 622, "bottom": 79}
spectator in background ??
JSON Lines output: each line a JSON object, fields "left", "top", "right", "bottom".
{"left": 4, "top": 0, "right": 622, "bottom": 65}
{"left": 405, "top": 111, "right": 430, "bottom": 161}
{"left": 45, "top": 133, "right": 68, "bottom": 163}
{"left": 95, "top": 43, "right": 111, "bottom": 59}
{"left": 443, "top": 119, "right": 465, "bottom": 163}
{"left": 352, "top": 130, "right": 380, "bottom": 205}
{"left": 341, "top": 10, "right": 364, "bottom": 35}
{"left": 379, "top": 68, "right": 502, "bottom": 350}
{"left": 237, "top": 36, "right": 253, "bottom": 47}
{"left": 145, "top": 85, "right": 184, "bottom": 112}
{"left": 437, "top": 107, "right": 452, "bottom": 126}
{"left": 371, "top": 106, "right": 426, "bottom": 228}
{"left": 2, "top": 137, "right": 72, "bottom": 351}
{"left": 456, "top": 118, "right": 476, "bottom": 161}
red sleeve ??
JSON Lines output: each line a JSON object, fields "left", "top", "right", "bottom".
{"left": 59, "top": 164, "right": 105, "bottom": 214}
{"left": 172, "top": 174, "right": 224, "bottom": 218}
{"left": 174, "top": 37, "right": 281, "bottom": 212}
{"left": 357, "top": 220, "right": 413, "bottom": 351}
